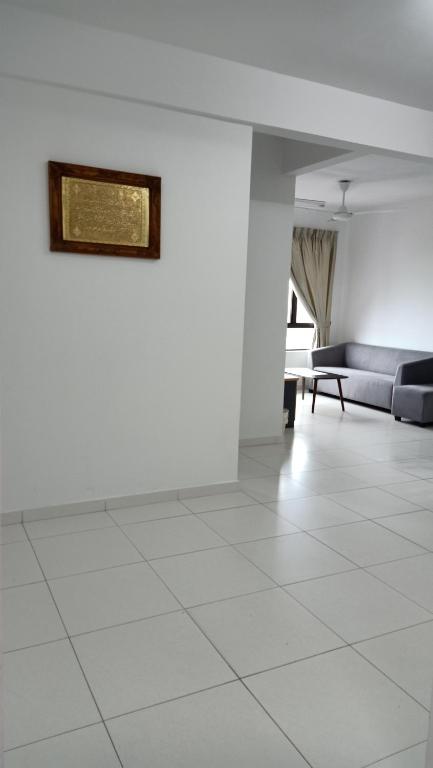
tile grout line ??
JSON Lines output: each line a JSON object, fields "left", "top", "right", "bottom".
{"left": 9, "top": 479, "right": 431, "bottom": 541}
{"left": 363, "top": 557, "right": 433, "bottom": 615}
{"left": 108, "top": 507, "right": 316, "bottom": 766}
{"left": 6, "top": 533, "right": 433, "bottom": 607}
{"left": 360, "top": 739, "right": 428, "bottom": 768}
{"left": 6, "top": 450, "right": 428, "bottom": 756}
{"left": 19, "top": 524, "right": 125, "bottom": 768}
{"left": 3, "top": 721, "right": 104, "bottom": 755}
{"left": 305, "top": 526, "right": 431, "bottom": 564}
{"left": 350, "top": 643, "right": 431, "bottom": 713}
{"left": 239, "top": 677, "right": 316, "bottom": 768}
{"left": 230, "top": 526, "right": 433, "bottom": 692}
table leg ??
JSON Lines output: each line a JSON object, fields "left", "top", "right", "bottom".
{"left": 284, "top": 379, "right": 297, "bottom": 428}
{"left": 337, "top": 378, "right": 345, "bottom": 412}
{"left": 312, "top": 378, "right": 317, "bottom": 413}
{"left": 301, "top": 377, "right": 305, "bottom": 400}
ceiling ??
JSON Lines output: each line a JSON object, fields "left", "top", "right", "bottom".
{"left": 295, "top": 153, "right": 433, "bottom": 212}
{"left": 6, "top": 0, "right": 433, "bottom": 110}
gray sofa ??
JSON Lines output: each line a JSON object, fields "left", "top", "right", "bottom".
{"left": 309, "top": 342, "right": 433, "bottom": 424}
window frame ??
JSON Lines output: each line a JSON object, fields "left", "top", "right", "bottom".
{"left": 287, "top": 290, "right": 314, "bottom": 329}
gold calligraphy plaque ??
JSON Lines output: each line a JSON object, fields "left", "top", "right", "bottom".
{"left": 49, "top": 162, "right": 160, "bottom": 259}
{"left": 61, "top": 176, "right": 149, "bottom": 248}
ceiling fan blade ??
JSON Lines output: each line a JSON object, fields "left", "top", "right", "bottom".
{"left": 354, "top": 207, "right": 407, "bottom": 215}
{"left": 295, "top": 204, "right": 320, "bottom": 210}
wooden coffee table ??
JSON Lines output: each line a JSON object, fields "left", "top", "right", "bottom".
{"left": 285, "top": 367, "right": 348, "bottom": 414}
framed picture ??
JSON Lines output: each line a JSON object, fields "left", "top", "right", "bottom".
{"left": 48, "top": 161, "right": 161, "bottom": 259}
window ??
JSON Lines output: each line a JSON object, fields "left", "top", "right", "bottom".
{"left": 286, "top": 280, "right": 315, "bottom": 350}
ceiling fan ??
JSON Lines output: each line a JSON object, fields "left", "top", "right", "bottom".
{"left": 295, "top": 179, "right": 405, "bottom": 220}
{"left": 330, "top": 179, "right": 354, "bottom": 221}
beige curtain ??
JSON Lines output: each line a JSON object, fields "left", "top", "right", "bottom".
{"left": 291, "top": 227, "right": 337, "bottom": 348}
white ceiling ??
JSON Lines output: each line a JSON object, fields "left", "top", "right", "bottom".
{"left": 295, "top": 153, "right": 433, "bottom": 212}
{"left": 6, "top": 0, "right": 433, "bottom": 110}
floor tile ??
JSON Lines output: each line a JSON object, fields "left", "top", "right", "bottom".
{"left": 311, "top": 520, "right": 425, "bottom": 566}
{"left": 384, "top": 480, "right": 433, "bottom": 509}
{"left": 328, "top": 487, "right": 421, "bottom": 518}
{"left": 237, "top": 454, "right": 275, "bottom": 479}
{"left": 32, "top": 527, "right": 142, "bottom": 578}
{"left": 257, "top": 452, "right": 326, "bottom": 474}
{"left": 24, "top": 511, "right": 115, "bottom": 539}
{"left": 343, "top": 463, "right": 416, "bottom": 486}
{"left": 190, "top": 588, "right": 343, "bottom": 676}
{"left": 239, "top": 476, "right": 313, "bottom": 503}
{"left": 311, "top": 448, "right": 373, "bottom": 468}
{"left": 3, "top": 582, "right": 66, "bottom": 651}
{"left": 1, "top": 524, "right": 27, "bottom": 544}
{"left": 361, "top": 441, "right": 433, "bottom": 463}
{"left": 72, "top": 612, "right": 234, "bottom": 719}
{"left": 181, "top": 491, "right": 257, "bottom": 513}
{"left": 368, "top": 554, "right": 433, "bottom": 611}
{"left": 108, "top": 500, "right": 191, "bottom": 525}
{"left": 287, "top": 569, "right": 430, "bottom": 642}
{"left": 379, "top": 509, "right": 433, "bottom": 550}
{"left": 245, "top": 647, "right": 428, "bottom": 768}
{"left": 107, "top": 682, "right": 309, "bottom": 768}
{"left": 5, "top": 398, "right": 433, "bottom": 763}
{"left": 4, "top": 724, "right": 121, "bottom": 768}
{"left": 121, "top": 514, "right": 225, "bottom": 559}
{"left": 355, "top": 621, "right": 433, "bottom": 707}
{"left": 151, "top": 546, "right": 273, "bottom": 606}
{"left": 2, "top": 541, "right": 44, "bottom": 588}
{"left": 198, "top": 504, "right": 298, "bottom": 543}
{"left": 367, "top": 743, "right": 426, "bottom": 768}
{"left": 295, "top": 468, "right": 371, "bottom": 495}
{"left": 267, "top": 496, "right": 364, "bottom": 530}
{"left": 4, "top": 639, "right": 100, "bottom": 750}
{"left": 237, "top": 533, "right": 354, "bottom": 585}
{"left": 389, "top": 459, "right": 433, "bottom": 479}
{"left": 49, "top": 562, "right": 179, "bottom": 635}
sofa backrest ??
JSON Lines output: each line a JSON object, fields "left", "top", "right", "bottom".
{"left": 344, "top": 342, "right": 432, "bottom": 376}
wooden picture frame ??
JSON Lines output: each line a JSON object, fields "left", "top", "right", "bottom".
{"left": 48, "top": 161, "right": 161, "bottom": 259}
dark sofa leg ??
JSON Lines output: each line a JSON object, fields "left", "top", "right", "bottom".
{"left": 394, "top": 416, "right": 402, "bottom": 422}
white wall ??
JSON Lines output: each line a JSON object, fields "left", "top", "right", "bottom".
{"left": 3, "top": 5, "right": 433, "bottom": 160}
{"left": 0, "top": 78, "right": 252, "bottom": 512}
{"left": 240, "top": 136, "right": 295, "bottom": 441}
{"left": 335, "top": 199, "right": 433, "bottom": 350}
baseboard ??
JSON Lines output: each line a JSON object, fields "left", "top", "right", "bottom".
{"left": 1, "top": 510, "right": 23, "bottom": 526}
{"left": 22, "top": 499, "right": 106, "bottom": 523}
{"left": 105, "top": 489, "right": 178, "bottom": 511}
{"left": 177, "top": 481, "right": 240, "bottom": 499}
{"left": 1, "top": 480, "right": 241, "bottom": 525}
{"left": 239, "top": 435, "right": 284, "bottom": 447}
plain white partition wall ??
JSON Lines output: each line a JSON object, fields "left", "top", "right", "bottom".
{"left": 334, "top": 199, "right": 433, "bottom": 350}
{"left": 0, "top": 78, "right": 252, "bottom": 513}
{"left": 240, "top": 136, "right": 295, "bottom": 442}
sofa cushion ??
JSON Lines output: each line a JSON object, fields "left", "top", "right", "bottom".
{"left": 392, "top": 385, "right": 433, "bottom": 424}
{"left": 315, "top": 366, "right": 394, "bottom": 410}
{"left": 344, "top": 343, "right": 432, "bottom": 376}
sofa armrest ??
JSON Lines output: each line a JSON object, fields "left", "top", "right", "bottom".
{"left": 395, "top": 357, "right": 433, "bottom": 386}
{"left": 310, "top": 343, "right": 346, "bottom": 369}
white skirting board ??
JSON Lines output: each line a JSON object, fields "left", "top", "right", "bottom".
{"left": 1, "top": 480, "right": 241, "bottom": 525}
{"left": 239, "top": 435, "right": 284, "bottom": 447}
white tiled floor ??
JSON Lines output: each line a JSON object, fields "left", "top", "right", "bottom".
{"left": 3, "top": 394, "right": 433, "bottom": 767}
